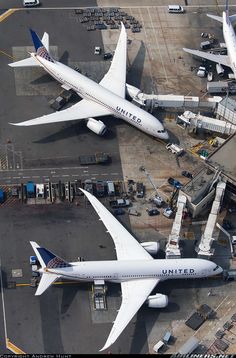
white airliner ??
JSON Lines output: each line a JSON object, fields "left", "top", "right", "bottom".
{"left": 183, "top": 0, "right": 236, "bottom": 78}
{"left": 30, "top": 188, "right": 223, "bottom": 352}
{"left": 8, "top": 25, "right": 168, "bottom": 140}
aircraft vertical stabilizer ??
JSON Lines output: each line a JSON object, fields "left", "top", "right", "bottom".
{"left": 30, "top": 241, "right": 69, "bottom": 295}
{"left": 30, "top": 29, "right": 54, "bottom": 62}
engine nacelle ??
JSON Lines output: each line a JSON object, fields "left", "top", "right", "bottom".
{"left": 146, "top": 294, "right": 168, "bottom": 308}
{"left": 86, "top": 118, "right": 107, "bottom": 136}
{"left": 216, "top": 63, "right": 224, "bottom": 76}
{"left": 126, "top": 83, "right": 142, "bottom": 99}
{"left": 140, "top": 241, "right": 160, "bottom": 255}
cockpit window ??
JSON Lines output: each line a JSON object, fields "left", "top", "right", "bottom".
{"left": 157, "top": 129, "right": 166, "bottom": 133}
{"left": 213, "top": 265, "right": 219, "bottom": 271}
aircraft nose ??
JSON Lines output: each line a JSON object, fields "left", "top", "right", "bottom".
{"left": 161, "top": 131, "right": 169, "bottom": 141}
{"left": 218, "top": 266, "right": 223, "bottom": 274}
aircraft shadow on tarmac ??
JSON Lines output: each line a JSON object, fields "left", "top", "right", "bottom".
{"left": 129, "top": 300, "right": 179, "bottom": 353}
{"left": 127, "top": 40, "right": 146, "bottom": 91}
{"left": 33, "top": 116, "right": 119, "bottom": 144}
{"left": 60, "top": 283, "right": 89, "bottom": 315}
{"left": 39, "top": 292, "right": 65, "bottom": 353}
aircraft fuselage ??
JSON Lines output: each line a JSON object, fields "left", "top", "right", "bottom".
{"left": 45, "top": 257, "right": 222, "bottom": 282}
{"left": 34, "top": 54, "right": 168, "bottom": 140}
{"left": 223, "top": 11, "right": 236, "bottom": 77}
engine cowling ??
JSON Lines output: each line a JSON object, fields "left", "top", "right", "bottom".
{"left": 126, "top": 83, "right": 142, "bottom": 99}
{"left": 146, "top": 294, "right": 168, "bottom": 308}
{"left": 86, "top": 118, "right": 107, "bottom": 136}
{"left": 140, "top": 241, "right": 160, "bottom": 255}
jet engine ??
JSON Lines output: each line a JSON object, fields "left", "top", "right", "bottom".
{"left": 146, "top": 294, "right": 168, "bottom": 308}
{"left": 140, "top": 242, "right": 160, "bottom": 255}
{"left": 126, "top": 83, "right": 142, "bottom": 100}
{"left": 216, "top": 63, "right": 224, "bottom": 76}
{"left": 86, "top": 118, "right": 107, "bottom": 136}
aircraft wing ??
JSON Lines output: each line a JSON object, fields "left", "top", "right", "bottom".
{"left": 100, "top": 278, "right": 159, "bottom": 351}
{"left": 10, "top": 98, "right": 113, "bottom": 126}
{"left": 99, "top": 23, "right": 127, "bottom": 98}
{"left": 183, "top": 48, "right": 231, "bottom": 68}
{"left": 80, "top": 188, "right": 153, "bottom": 261}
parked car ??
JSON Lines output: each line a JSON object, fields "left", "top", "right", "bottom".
{"left": 95, "top": 180, "right": 105, "bottom": 197}
{"left": 168, "top": 177, "right": 183, "bottom": 189}
{"left": 94, "top": 46, "right": 101, "bottom": 55}
{"left": 23, "top": 0, "right": 40, "bottom": 7}
{"left": 36, "top": 184, "right": 45, "bottom": 198}
{"left": 181, "top": 170, "right": 193, "bottom": 179}
{"left": 84, "top": 179, "right": 93, "bottom": 194}
{"left": 153, "top": 195, "right": 164, "bottom": 207}
{"left": 103, "top": 52, "right": 113, "bottom": 60}
{"left": 163, "top": 207, "right": 173, "bottom": 218}
{"left": 136, "top": 182, "right": 145, "bottom": 198}
{"left": 114, "top": 208, "right": 125, "bottom": 215}
{"left": 146, "top": 208, "right": 160, "bottom": 216}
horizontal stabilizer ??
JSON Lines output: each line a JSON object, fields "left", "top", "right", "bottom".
{"left": 35, "top": 272, "right": 60, "bottom": 296}
{"left": 8, "top": 56, "right": 41, "bottom": 67}
{"left": 207, "top": 14, "right": 223, "bottom": 23}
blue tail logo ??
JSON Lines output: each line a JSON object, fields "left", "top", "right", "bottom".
{"left": 30, "top": 29, "right": 54, "bottom": 63}
{"left": 37, "top": 247, "right": 71, "bottom": 268}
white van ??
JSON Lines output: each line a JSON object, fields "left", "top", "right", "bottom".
{"left": 23, "top": 0, "right": 40, "bottom": 7}
{"left": 168, "top": 5, "right": 184, "bottom": 13}
{"left": 36, "top": 184, "right": 44, "bottom": 198}
{"left": 107, "top": 181, "right": 115, "bottom": 196}
{"left": 166, "top": 143, "right": 184, "bottom": 156}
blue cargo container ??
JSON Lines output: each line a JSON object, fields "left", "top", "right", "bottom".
{"left": 0, "top": 189, "right": 5, "bottom": 203}
{"left": 26, "top": 181, "right": 35, "bottom": 197}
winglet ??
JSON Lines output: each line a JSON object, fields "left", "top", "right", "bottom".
{"left": 99, "top": 342, "right": 113, "bottom": 352}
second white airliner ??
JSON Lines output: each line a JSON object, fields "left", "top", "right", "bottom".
{"left": 9, "top": 25, "right": 169, "bottom": 140}
{"left": 183, "top": 0, "right": 236, "bottom": 78}
{"left": 30, "top": 188, "right": 223, "bottom": 352}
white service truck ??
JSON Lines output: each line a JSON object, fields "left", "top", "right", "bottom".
{"left": 166, "top": 143, "right": 184, "bottom": 156}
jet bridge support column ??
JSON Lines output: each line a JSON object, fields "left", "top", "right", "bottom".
{"left": 165, "top": 194, "right": 186, "bottom": 259}
{"left": 196, "top": 181, "right": 226, "bottom": 259}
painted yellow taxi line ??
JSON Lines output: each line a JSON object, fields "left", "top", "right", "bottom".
{"left": 0, "top": 50, "right": 14, "bottom": 60}
{"left": 0, "top": 9, "right": 18, "bottom": 23}
{"left": 6, "top": 338, "right": 25, "bottom": 354}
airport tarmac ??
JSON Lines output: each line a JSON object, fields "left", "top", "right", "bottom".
{"left": 0, "top": 203, "right": 147, "bottom": 354}
{"left": 0, "top": 0, "right": 235, "bottom": 355}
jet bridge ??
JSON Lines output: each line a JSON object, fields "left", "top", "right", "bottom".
{"left": 196, "top": 181, "right": 226, "bottom": 259}
{"left": 165, "top": 194, "right": 186, "bottom": 259}
{"left": 177, "top": 111, "right": 236, "bottom": 136}
{"left": 126, "top": 84, "right": 221, "bottom": 111}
